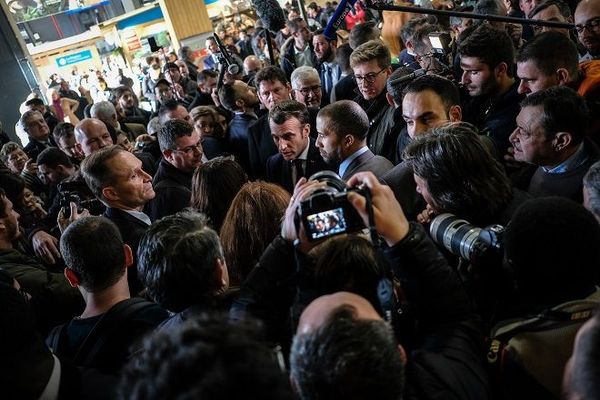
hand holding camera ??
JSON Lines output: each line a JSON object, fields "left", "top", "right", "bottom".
{"left": 57, "top": 201, "right": 90, "bottom": 234}
{"left": 346, "top": 171, "right": 410, "bottom": 247}
{"left": 281, "top": 177, "right": 328, "bottom": 251}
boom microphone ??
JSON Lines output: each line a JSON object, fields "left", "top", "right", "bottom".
{"left": 253, "top": 0, "right": 286, "bottom": 32}
{"left": 323, "top": 0, "right": 358, "bottom": 40}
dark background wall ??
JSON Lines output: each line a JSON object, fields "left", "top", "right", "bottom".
{"left": 0, "top": 8, "right": 37, "bottom": 143}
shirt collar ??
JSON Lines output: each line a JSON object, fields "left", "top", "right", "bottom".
{"left": 543, "top": 142, "right": 587, "bottom": 174}
{"left": 297, "top": 139, "right": 310, "bottom": 161}
{"left": 123, "top": 209, "right": 152, "bottom": 225}
{"left": 339, "top": 146, "right": 369, "bottom": 178}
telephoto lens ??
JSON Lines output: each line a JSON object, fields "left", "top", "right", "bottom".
{"left": 429, "top": 213, "right": 482, "bottom": 261}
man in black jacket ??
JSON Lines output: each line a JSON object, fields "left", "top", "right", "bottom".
{"left": 19, "top": 110, "right": 54, "bottom": 160}
{"left": 249, "top": 67, "right": 293, "bottom": 179}
{"left": 149, "top": 119, "right": 202, "bottom": 220}
{"left": 218, "top": 80, "right": 260, "bottom": 171}
{"left": 81, "top": 146, "right": 155, "bottom": 295}
{"left": 48, "top": 216, "right": 167, "bottom": 374}
{"left": 266, "top": 100, "right": 329, "bottom": 193}
{"left": 458, "top": 24, "right": 523, "bottom": 156}
{"left": 350, "top": 40, "right": 397, "bottom": 161}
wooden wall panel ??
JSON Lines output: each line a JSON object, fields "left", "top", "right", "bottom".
{"left": 159, "top": 0, "right": 212, "bottom": 49}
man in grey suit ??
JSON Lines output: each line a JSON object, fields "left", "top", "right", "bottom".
{"left": 316, "top": 100, "right": 393, "bottom": 181}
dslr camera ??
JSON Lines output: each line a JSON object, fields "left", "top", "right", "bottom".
{"left": 57, "top": 181, "right": 103, "bottom": 219}
{"left": 299, "top": 171, "right": 366, "bottom": 241}
{"left": 429, "top": 213, "right": 504, "bottom": 264}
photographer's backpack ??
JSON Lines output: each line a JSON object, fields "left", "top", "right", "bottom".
{"left": 486, "top": 289, "right": 600, "bottom": 399}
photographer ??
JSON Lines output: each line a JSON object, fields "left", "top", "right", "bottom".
{"left": 232, "top": 171, "right": 490, "bottom": 399}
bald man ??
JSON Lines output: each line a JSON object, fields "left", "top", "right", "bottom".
{"left": 575, "top": 0, "right": 600, "bottom": 60}
{"left": 74, "top": 118, "right": 114, "bottom": 157}
{"left": 243, "top": 55, "right": 263, "bottom": 87}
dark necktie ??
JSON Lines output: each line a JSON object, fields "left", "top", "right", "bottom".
{"left": 291, "top": 159, "right": 305, "bottom": 186}
{"left": 323, "top": 64, "right": 333, "bottom": 96}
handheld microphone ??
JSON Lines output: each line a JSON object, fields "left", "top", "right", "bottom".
{"left": 252, "top": 0, "right": 286, "bottom": 32}
{"left": 323, "top": 0, "right": 358, "bottom": 40}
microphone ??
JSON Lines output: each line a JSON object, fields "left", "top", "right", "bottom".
{"left": 252, "top": 0, "right": 286, "bottom": 32}
{"left": 211, "top": 35, "right": 240, "bottom": 75}
{"left": 323, "top": 0, "right": 358, "bottom": 40}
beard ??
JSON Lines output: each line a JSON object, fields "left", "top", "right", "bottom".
{"left": 317, "top": 46, "right": 333, "bottom": 62}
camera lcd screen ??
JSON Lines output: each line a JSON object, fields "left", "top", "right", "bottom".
{"left": 429, "top": 35, "right": 443, "bottom": 50}
{"left": 306, "top": 207, "right": 347, "bottom": 240}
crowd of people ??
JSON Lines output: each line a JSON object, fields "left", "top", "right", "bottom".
{"left": 2, "top": 0, "right": 600, "bottom": 398}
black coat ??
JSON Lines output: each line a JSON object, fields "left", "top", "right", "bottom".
{"left": 266, "top": 139, "right": 331, "bottom": 194}
{"left": 187, "top": 90, "right": 215, "bottom": 110}
{"left": 148, "top": 158, "right": 193, "bottom": 221}
{"left": 333, "top": 74, "right": 358, "bottom": 102}
{"left": 24, "top": 139, "right": 51, "bottom": 161}
{"left": 248, "top": 112, "right": 277, "bottom": 179}
{"left": 462, "top": 81, "right": 524, "bottom": 156}
{"left": 103, "top": 207, "right": 150, "bottom": 295}
{"left": 380, "top": 161, "right": 426, "bottom": 222}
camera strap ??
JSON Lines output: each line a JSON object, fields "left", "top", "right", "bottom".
{"left": 364, "top": 188, "right": 381, "bottom": 249}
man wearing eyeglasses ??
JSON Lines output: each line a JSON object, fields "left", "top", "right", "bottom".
{"left": 575, "top": 0, "right": 600, "bottom": 61}
{"left": 349, "top": 40, "right": 397, "bottom": 162}
{"left": 150, "top": 119, "right": 203, "bottom": 221}
{"left": 291, "top": 66, "right": 323, "bottom": 108}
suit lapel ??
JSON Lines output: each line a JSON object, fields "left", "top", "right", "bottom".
{"left": 343, "top": 149, "right": 375, "bottom": 180}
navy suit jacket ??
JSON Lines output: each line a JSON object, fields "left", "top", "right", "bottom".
{"left": 266, "top": 139, "right": 331, "bottom": 194}
{"left": 228, "top": 113, "right": 257, "bottom": 172}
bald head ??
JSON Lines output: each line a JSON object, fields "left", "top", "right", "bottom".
{"left": 575, "top": 0, "right": 600, "bottom": 56}
{"left": 297, "top": 292, "right": 382, "bottom": 335}
{"left": 75, "top": 118, "right": 114, "bottom": 156}
{"left": 243, "top": 55, "right": 262, "bottom": 76}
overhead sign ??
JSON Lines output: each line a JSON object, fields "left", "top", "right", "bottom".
{"left": 55, "top": 49, "right": 93, "bottom": 67}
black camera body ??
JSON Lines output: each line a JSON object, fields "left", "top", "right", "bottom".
{"left": 429, "top": 213, "right": 505, "bottom": 264}
{"left": 57, "top": 181, "right": 104, "bottom": 218}
{"left": 299, "top": 171, "right": 366, "bottom": 241}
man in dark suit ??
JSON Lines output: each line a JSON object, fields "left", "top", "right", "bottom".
{"left": 266, "top": 100, "right": 330, "bottom": 194}
{"left": 248, "top": 66, "right": 293, "bottom": 179}
{"left": 218, "top": 80, "right": 260, "bottom": 171}
{"left": 316, "top": 100, "right": 393, "bottom": 181}
{"left": 149, "top": 119, "right": 202, "bottom": 221}
{"left": 313, "top": 28, "right": 342, "bottom": 104}
{"left": 80, "top": 145, "right": 156, "bottom": 295}
{"left": 19, "top": 110, "right": 54, "bottom": 160}
{"left": 250, "top": 66, "right": 322, "bottom": 179}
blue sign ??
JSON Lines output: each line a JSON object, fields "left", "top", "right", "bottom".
{"left": 55, "top": 50, "right": 93, "bottom": 68}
